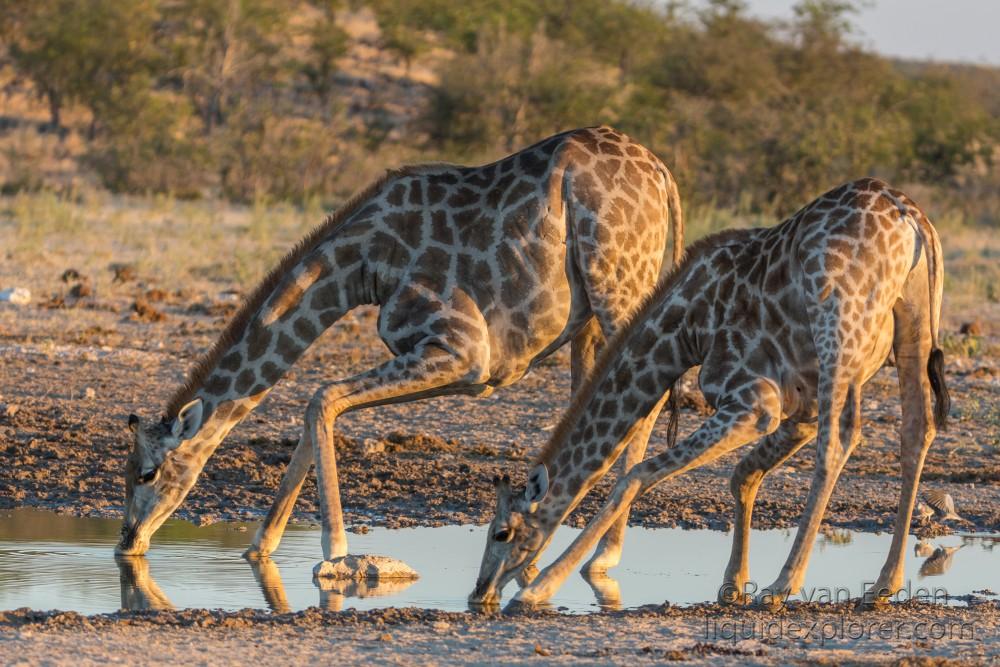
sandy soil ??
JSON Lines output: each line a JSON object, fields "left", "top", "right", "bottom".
{"left": 1, "top": 603, "right": 998, "bottom": 666}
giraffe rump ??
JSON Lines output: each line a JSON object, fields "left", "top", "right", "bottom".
{"left": 163, "top": 164, "right": 443, "bottom": 418}
{"left": 534, "top": 229, "right": 750, "bottom": 468}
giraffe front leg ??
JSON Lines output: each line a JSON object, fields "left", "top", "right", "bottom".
{"left": 583, "top": 390, "right": 669, "bottom": 574}
{"left": 245, "top": 430, "right": 314, "bottom": 559}
{"left": 720, "top": 421, "right": 816, "bottom": 605}
{"left": 515, "top": 389, "right": 781, "bottom": 607}
{"left": 309, "top": 389, "right": 350, "bottom": 561}
{"left": 305, "top": 337, "right": 490, "bottom": 566}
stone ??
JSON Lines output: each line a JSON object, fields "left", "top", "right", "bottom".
{"left": 0, "top": 287, "right": 31, "bottom": 305}
{"left": 312, "top": 554, "right": 419, "bottom": 581}
{"left": 959, "top": 320, "right": 983, "bottom": 336}
{"left": 361, "top": 438, "right": 385, "bottom": 456}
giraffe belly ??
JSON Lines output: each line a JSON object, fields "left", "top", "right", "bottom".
{"left": 485, "top": 292, "right": 588, "bottom": 387}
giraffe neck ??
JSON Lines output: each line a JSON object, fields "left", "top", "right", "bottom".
{"left": 168, "top": 224, "right": 384, "bottom": 457}
{"left": 532, "top": 267, "right": 707, "bottom": 533}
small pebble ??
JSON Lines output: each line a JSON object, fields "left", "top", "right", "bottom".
{"left": 0, "top": 287, "right": 31, "bottom": 305}
{"left": 361, "top": 438, "right": 385, "bottom": 456}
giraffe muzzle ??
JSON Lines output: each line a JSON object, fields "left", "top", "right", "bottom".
{"left": 115, "top": 521, "right": 151, "bottom": 555}
{"left": 469, "top": 575, "right": 502, "bottom": 606}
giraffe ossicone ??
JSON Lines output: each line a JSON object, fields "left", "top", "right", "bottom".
{"left": 470, "top": 177, "right": 949, "bottom": 610}
{"left": 117, "top": 126, "right": 685, "bottom": 569}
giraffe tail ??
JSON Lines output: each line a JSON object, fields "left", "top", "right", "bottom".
{"left": 660, "top": 167, "right": 685, "bottom": 275}
{"left": 913, "top": 210, "right": 950, "bottom": 430}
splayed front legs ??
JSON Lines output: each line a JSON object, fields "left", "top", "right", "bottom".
{"left": 246, "top": 329, "right": 490, "bottom": 562}
{"left": 514, "top": 384, "right": 782, "bottom": 606}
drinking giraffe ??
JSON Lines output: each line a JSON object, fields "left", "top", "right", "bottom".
{"left": 470, "top": 177, "right": 948, "bottom": 609}
{"left": 117, "top": 126, "right": 684, "bottom": 574}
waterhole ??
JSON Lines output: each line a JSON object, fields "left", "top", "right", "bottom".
{"left": 0, "top": 510, "right": 996, "bottom": 614}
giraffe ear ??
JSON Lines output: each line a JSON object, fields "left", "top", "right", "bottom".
{"left": 524, "top": 464, "right": 549, "bottom": 507}
{"left": 171, "top": 399, "right": 204, "bottom": 441}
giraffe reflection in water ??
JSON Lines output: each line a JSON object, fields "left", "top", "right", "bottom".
{"left": 114, "top": 556, "right": 418, "bottom": 612}
{"left": 116, "top": 556, "right": 173, "bottom": 611}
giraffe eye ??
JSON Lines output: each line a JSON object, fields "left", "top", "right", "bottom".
{"left": 137, "top": 467, "right": 159, "bottom": 485}
{"left": 494, "top": 528, "right": 513, "bottom": 543}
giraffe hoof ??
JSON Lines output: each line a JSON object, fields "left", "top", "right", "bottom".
{"left": 243, "top": 546, "right": 268, "bottom": 560}
{"left": 582, "top": 552, "right": 621, "bottom": 575}
{"left": 857, "top": 585, "right": 895, "bottom": 610}
{"left": 717, "top": 582, "right": 752, "bottom": 606}
{"left": 754, "top": 587, "right": 790, "bottom": 610}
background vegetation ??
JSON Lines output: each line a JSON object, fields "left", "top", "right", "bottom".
{"left": 0, "top": 0, "right": 997, "bottom": 223}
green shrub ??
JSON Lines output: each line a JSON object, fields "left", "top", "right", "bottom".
{"left": 216, "top": 113, "right": 345, "bottom": 203}
{"left": 84, "top": 91, "right": 212, "bottom": 198}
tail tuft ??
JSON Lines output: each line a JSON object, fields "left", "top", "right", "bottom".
{"left": 927, "top": 348, "right": 950, "bottom": 430}
{"left": 664, "top": 382, "right": 680, "bottom": 449}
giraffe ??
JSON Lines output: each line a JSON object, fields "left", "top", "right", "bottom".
{"left": 117, "top": 126, "right": 684, "bottom": 573}
{"left": 469, "top": 177, "right": 949, "bottom": 609}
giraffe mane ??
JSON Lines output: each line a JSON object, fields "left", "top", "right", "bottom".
{"left": 163, "top": 163, "right": 453, "bottom": 418}
{"left": 535, "top": 227, "right": 756, "bottom": 468}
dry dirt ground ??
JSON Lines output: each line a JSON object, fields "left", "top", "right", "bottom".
{"left": 1, "top": 604, "right": 998, "bottom": 666}
{"left": 1, "top": 209, "right": 1000, "bottom": 665}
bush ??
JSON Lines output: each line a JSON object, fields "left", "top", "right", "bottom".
{"left": 216, "top": 112, "right": 346, "bottom": 203}
{"left": 84, "top": 91, "right": 212, "bottom": 198}
{"left": 424, "top": 25, "right": 618, "bottom": 155}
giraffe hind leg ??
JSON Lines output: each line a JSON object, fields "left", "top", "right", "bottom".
{"left": 865, "top": 259, "right": 938, "bottom": 604}
{"left": 569, "top": 160, "right": 675, "bottom": 575}
{"left": 762, "top": 281, "right": 876, "bottom": 606}
{"left": 720, "top": 420, "right": 816, "bottom": 605}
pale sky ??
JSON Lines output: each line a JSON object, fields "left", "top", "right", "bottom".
{"left": 696, "top": 0, "right": 1000, "bottom": 65}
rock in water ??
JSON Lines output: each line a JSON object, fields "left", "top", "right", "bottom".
{"left": 0, "top": 287, "right": 31, "bottom": 305}
{"left": 313, "top": 555, "right": 419, "bottom": 581}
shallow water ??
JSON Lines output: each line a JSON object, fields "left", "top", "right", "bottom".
{"left": 0, "top": 510, "right": 997, "bottom": 614}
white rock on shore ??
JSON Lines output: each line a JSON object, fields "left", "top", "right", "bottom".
{"left": 312, "top": 555, "right": 419, "bottom": 581}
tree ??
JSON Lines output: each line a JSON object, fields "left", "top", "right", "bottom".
{"left": 0, "top": 0, "right": 159, "bottom": 130}
{"left": 425, "top": 25, "right": 617, "bottom": 154}
{"left": 299, "top": 1, "right": 350, "bottom": 107}
{"left": 160, "top": 0, "right": 290, "bottom": 132}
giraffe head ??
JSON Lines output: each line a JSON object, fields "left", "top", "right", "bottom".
{"left": 469, "top": 465, "right": 550, "bottom": 605}
{"left": 117, "top": 398, "right": 205, "bottom": 555}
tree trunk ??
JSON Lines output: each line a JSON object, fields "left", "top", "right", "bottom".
{"left": 47, "top": 90, "right": 62, "bottom": 131}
